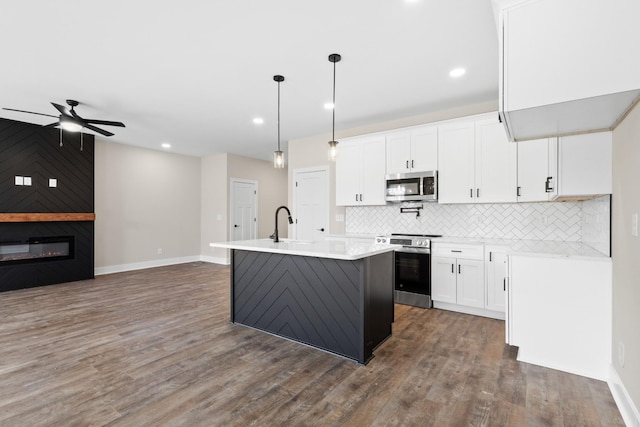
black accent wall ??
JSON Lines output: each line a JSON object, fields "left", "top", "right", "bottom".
{"left": 0, "top": 118, "right": 95, "bottom": 292}
{"left": 0, "top": 118, "right": 94, "bottom": 212}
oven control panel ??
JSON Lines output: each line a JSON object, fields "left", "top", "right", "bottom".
{"left": 374, "top": 235, "right": 431, "bottom": 249}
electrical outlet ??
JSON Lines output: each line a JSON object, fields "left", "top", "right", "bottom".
{"left": 632, "top": 213, "right": 638, "bottom": 237}
{"left": 157, "top": 247, "right": 163, "bottom": 255}
{"left": 335, "top": 214, "right": 344, "bottom": 222}
{"left": 618, "top": 341, "right": 625, "bottom": 367}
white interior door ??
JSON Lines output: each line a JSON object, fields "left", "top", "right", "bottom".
{"left": 230, "top": 179, "right": 257, "bottom": 241}
{"left": 294, "top": 167, "right": 328, "bottom": 241}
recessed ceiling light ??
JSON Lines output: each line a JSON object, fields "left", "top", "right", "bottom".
{"left": 253, "top": 117, "right": 264, "bottom": 125}
{"left": 161, "top": 143, "right": 171, "bottom": 149}
{"left": 449, "top": 68, "right": 466, "bottom": 78}
{"left": 324, "top": 102, "right": 334, "bottom": 110}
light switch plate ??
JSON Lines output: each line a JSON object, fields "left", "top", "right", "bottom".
{"left": 24, "top": 176, "right": 32, "bottom": 186}
{"left": 49, "top": 178, "right": 57, "bottom": 188}
{"left": 15, "top": 176, "right": 23, "bottom": 186}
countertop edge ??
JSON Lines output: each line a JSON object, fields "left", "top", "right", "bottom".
{"left": 209, "top": 240, "right": 397, "bottom": 261}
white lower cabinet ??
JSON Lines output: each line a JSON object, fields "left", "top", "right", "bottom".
{"left": 485, "top": 246, "right": 508, "bottom": 313}
{"left": 508, "top": 254, "right": 612, "bottom": 380}
{"left": 432, "top": 243, "right": 485, "bottom": 309}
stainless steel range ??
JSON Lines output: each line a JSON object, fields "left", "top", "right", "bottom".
{"left": 375, "top": 233, "right": 442, "bottom": 309}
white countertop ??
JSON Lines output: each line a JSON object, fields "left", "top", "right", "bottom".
{"left": 432, "top": 236, "right": 609, "bottom": 260}
{"left": 210, "top": 238, "right": 397, "bottom": 260}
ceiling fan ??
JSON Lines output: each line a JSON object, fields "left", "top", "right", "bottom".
{"left": 3, "top": 99, "right": 125, "bottom": 137}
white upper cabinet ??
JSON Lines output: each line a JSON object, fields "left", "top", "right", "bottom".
{"left": 475, "top": 117, "right": 518, "bottom": 203}
{"left": 438, "top": 119, "right": 476, "bottom": 203}
{"left": 555, "top": 132, "right": 612, "bottom": 199}
{"left": 386, "top": 125, "right": 438, "bottom": 175}
{"left": 438, "top": 114, "right": 517, "bottom": 204}
{"left": 516, "top": 132, "right": 612, "bottom": 202}
{"left": 499, "top": 0, "right": 640, "bottom": 141}
{"left": 517, "top": 138, "right": 558, "bottom": 202}
{"left": 335, "top": 136, "right": 386, "bottom": 206}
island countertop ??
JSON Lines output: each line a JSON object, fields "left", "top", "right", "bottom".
{"left": 210, "top": 238, "right": 397, "bottom": 260}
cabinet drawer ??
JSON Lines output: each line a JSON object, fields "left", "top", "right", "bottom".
{"left": 432, "top": 243, "right": 484, "bottom": 260}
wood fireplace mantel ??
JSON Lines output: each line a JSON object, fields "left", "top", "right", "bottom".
{"left": 0, "top": 213, "right": 95, "bottom": 222}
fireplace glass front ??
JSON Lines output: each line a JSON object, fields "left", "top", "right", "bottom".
{"left": 0, "top": 236, "right": 74, "bottom": 265}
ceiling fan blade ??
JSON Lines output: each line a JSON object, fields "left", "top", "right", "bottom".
{"left": 51, "top": 102, "right": 69, "bottom": 116}
{"left": 83, "top": 123, "right": 114, "bottom": 137}
{"left": 43, "top": 121, "right": 61, "bottom": 128}
{"left": 83, "top": 119, "right": 125, "bottom": 127}
{"left": 2, "top": 108, "right": 58, "bottom": 118}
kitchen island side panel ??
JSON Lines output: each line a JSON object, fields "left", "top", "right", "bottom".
{"left": 363, "top": 251, "right": 394, "bottom": 358}
{"left": 232, "top": 249, "right": 393, "bottom": 363}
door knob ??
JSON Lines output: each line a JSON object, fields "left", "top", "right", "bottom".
{"left": 234, "top": 225, "right": 239, "bottom": 228}
{"left": 316, "top": 228, "right": 325, "bottom": 232}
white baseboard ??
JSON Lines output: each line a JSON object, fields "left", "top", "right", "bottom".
{"left": 433, "top": 301, "right": 505, "bottom": 320}
{"left": 94, "top": 256, "right": 202, "bottom": 276}
{"left": 200, "top": 255, "right": 230, "bottom": 265}
{"left": 95, "top": 255, "right": 231, "bottom": 276}
{"left": 609, "top": 364, "right": 640, "bottom": 427}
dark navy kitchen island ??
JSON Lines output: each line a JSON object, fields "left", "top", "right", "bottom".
{"left": 211, "top": 239, "right": 396, "bottom": 364}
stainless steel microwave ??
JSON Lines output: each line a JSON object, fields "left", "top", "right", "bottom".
{"left": 385, "top": 171, "right": 438, "bottom": 202}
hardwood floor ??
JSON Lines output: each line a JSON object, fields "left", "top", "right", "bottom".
{"left": 0, "top": 262, "right": 624, "bottom": 426}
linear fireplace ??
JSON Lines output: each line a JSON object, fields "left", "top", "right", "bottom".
{"left": 0, "top": 221, "right": 93, "bottom": 293}
{"left": 0, "top": 236, "right": 74, "bottom": 265}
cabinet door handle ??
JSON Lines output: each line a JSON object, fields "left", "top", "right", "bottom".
{"left": 503, "top": 278, "right": 506, "bottom": 291}
{"left": 355, "top": 194, "right": 358, "bottom": 202}
{"left": 476, "top": 188, "right": 480, "bottom": 198}
{"left": 451, "top": 250, "right": 462, "bottom": 253}
{"left": 411, "top": 160, "right": 414, "bottom": 168}
{"left": 451, "top": 264, "right": 454, "bottom": 274}
{"left": 517, "top": 186, "right": 521, "bottom": 197}
{"left": 545, "top": 177, "right": 554, "bottom": 192}
{"left": 458, "top": 264, "right": 461, "bottom": 274}
{"left": 360, "top": 194, "right": 363, "bottom": 202}
{"left": 470, "top": 188, "right": 473, "bottom": 198}
{"left": 489, "top": 252, "right": 492, "bottom": 262}
{"left": 406, "top": 160, "right": 409, "bottom": 169}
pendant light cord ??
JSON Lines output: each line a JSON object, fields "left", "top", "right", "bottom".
{"left": 277, "top": 79, "right": 281, "bottom": 152}
{"left": 332, "top": 59, "right": 336, "bottom": 142}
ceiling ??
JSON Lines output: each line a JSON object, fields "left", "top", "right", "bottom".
{"left": 0, "top": 0, "right": 499, "bottom": 161}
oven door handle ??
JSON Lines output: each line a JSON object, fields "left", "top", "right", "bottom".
{"left": 394, "top": 246, "right": 431, "bottom": 254}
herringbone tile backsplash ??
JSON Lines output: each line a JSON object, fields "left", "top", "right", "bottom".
{"left": 346, "top": 196, "right": 610, "bottom": 247}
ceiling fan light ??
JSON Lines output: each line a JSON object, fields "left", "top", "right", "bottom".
{"left": 59, "top": 120, "right": 82, "bottom": 132}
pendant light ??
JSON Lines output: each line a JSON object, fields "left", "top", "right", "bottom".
{"left": 273, "top": 75, "right": 285, "bottom": 169}
{"left": 327, "top": 53, "right": 341, "bottom": 162}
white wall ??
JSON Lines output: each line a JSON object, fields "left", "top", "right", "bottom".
{"left": 611, "top": 101, "right": 640, "bottom": 420}
{"left": 200, "top": 153, "right": 228, "bottom": 263}
{"left": 200, "top": 153, "right": 288, "bottom": 264}
{"left": 94, "top": 141, "right": 201, "bottom": 274}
